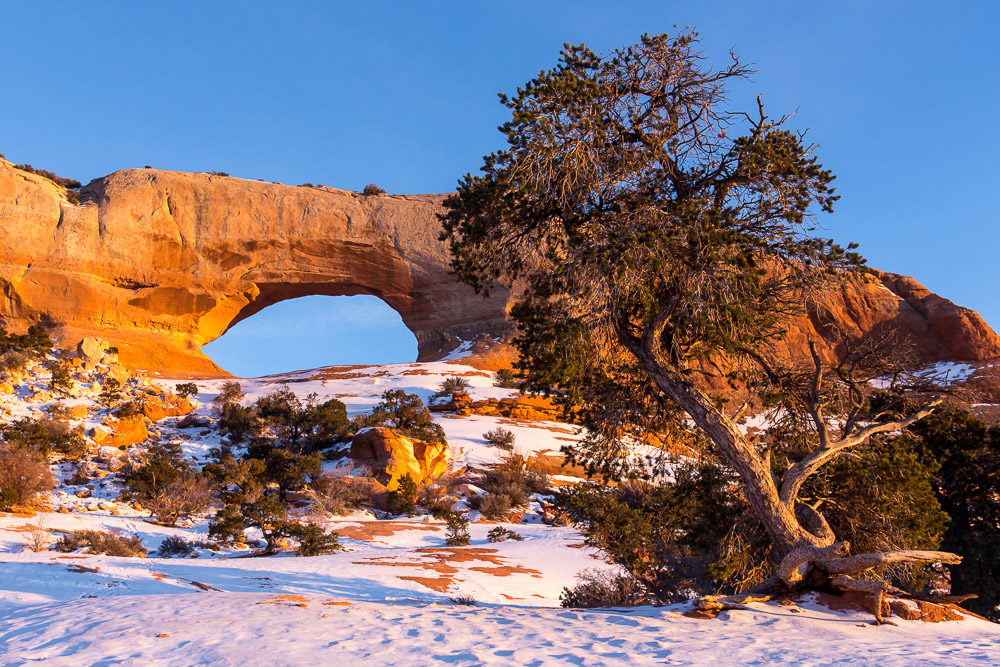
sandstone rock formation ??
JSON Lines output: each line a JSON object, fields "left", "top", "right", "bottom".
{"left": 0, "top": 160, "right": 507, "bottom": 376}
{"left": 1, "top": 158, "right": 997, "bottom": 377}
{"left": 348, "top": 426, "right": 450, "bottom": 490}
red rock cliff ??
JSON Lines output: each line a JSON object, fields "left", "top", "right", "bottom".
{"left": 0, "top": 159, "right": 996, "bottom": 376}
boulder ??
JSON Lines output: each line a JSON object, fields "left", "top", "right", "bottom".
{"left": 177, "top": 413, "right": 211, "bottom": 429}
{"left": 88, "top": 424, "right": 112, "bottom": 444}
{"left": 348, "top": 427, "right": 450, "bottom": 490}
{"left": 65, "top": 404, "right": 89, "bottom": 420}
{"left": 104, "top": 364, "right": 130, "bottom": 385}
{"left": 137, "top": 393, "right": 194, "bottom": 421}
{"left": 77, "top": 338, "right": 110, "bottom": 363}
{"left": 101, "top": 415, "right": 150, "bottom": 450}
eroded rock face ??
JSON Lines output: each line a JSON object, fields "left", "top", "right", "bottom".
{"left": 349, "top": 426, "right": 450, "bottom": 490}
{"left": 0, "top": 160, "right": 507, "bottom": 376}
{"left": 1, "top": 158, "right": 997, "bottom": 377}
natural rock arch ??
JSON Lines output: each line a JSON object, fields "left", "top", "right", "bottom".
{"left": 1, "top": 158, "right": 997, "bottom": 379}
{"left": 202, "top": 294, "right": 419, "bottom": 376}
{"left": 0, "top": 162, "right": 511, "bottom": 376}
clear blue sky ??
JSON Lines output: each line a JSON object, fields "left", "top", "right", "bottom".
{"left": 2, "top": 2, "right": 998, "bottom": 375}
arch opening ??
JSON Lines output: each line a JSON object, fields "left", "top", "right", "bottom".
{"left": 202, "top": 294, "right": 419, "bottom": 377}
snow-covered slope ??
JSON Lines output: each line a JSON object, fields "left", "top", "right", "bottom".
{"left": 1, "top": 359, "right": 998, "bottom": 666}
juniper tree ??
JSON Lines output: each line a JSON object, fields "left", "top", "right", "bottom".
{"left": 441, "top": 30, "right": 956, "bottom": 611}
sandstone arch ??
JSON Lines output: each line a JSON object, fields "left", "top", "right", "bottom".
{"left": 203, "top": 294, "right": 419, "bottom": 376}
{"left": 0, "top": 162, "right": 509, "bottom": 376}
{"left": 0, "top": 158, "right": 997, "bottom": 379}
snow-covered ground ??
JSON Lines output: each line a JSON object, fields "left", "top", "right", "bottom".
{"left": 1, "top": 358, "right": 998, "bottom": 665}
{"left": 1, "top": 592, "right": 997, "bottom": 666}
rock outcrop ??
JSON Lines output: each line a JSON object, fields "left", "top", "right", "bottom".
{"left": 349, "top": 426, "right": 450, "bottom": 490}
{"left": 1, "top": 158, "right": 997, "bottom": 377}
{"left": 0, "top": 160, "right": 507, "bottom": 376}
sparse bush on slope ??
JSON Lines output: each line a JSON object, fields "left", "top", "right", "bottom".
{"left": 0, "top": 443, "right": 53, "bottom": 509}
{"left": 55, "top": 530, "right": 147, "bottom": 558}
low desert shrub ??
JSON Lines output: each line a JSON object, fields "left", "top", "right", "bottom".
{"left": 476, "top": 451, "right": 549, "bottom": 516}
{"left": 437, "top": 376, "right": 471, "bottom": 396}
{"left": 13, "top": 163, "right": 81, "bottom": 189}
{"left": 418, "top": 481, "right": 454, "bottom": 516}
{"left": 213, "top": 380, "right": 245, "bottom": 412}
{"left": 309, "top": 468, "right": 379, "bottom": 516}
{"left": 477, "top": 492, "right": 513, "bottom": 520}
{"left": 493, "top": 368, "right": 520, "bottom": 389}
{"left": 445, "top": 512, "right": 471, "bottom": 546}
{"left": 0, "top": 443, "right": 54, "bottom": 508}
{"left": 143, "top": 471, "right": 216, "bottom": 526}
{"left": 449, "top": 595, "right": 477, "bottom": 606}
{"left": 388, "top": 473, "right": 418, "bottom": 516}
{"left": 0, "top": 350, "right": 29, "bottom": 374}
{"left": 120, "top": 443, "right": 214, "bottom": 525}
{"left": 560, "top": 569, "right": 654, "bottom": 608}
{"left": 156, "top": 536, "right": 196, "bottom": 558}
{"left": 55, "top": 530, "right": 147, "bottom": 557}
{"left": 486, "top": 526, "right": 524, "bottom": 543}
{"left": 288, "top": 522, "right": 342, "bottom": 556}
{"left": 362, "top": 183, "right": 385, "bottom": 196}
{"left": 23, "top": 518, "right": 52, "bottom": 552}
{"left": 483, "top": 427, "right": 515, "bottom": 450}
{"left": 1, "top": 416, "right": 87, "bottom": 459}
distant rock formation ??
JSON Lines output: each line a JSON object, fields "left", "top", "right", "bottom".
{"left": 1, "top": 158, "right": 997, "bottom": 377}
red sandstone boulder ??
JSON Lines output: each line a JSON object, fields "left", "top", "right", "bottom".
{"left": 348, "top": 427, "right": 450, "bottom": 490}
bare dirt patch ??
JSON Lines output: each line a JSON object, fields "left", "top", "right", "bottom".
{"left": 66, "top": 564, "right": 100, "bottom": 574}
{"left": 398, "top": 575, "right": 458, "bottom": 592}
{"left": 353, "top": 546, "right": 543, "bottom": 580}
{"left": 332, "top": 521, "right": 441, "bottom": 542}
{"left": 258, "top": 594, "right": 309, "bottom": 607}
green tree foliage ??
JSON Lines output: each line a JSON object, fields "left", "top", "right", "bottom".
{"left": 1, "top": 416, "right": 87, "bottom": 459}
{"left": 207, "top": 504, "right": 247, "bottom": 545}
{"left": 359, "top": 390, "right": 446, "bottom": 443}
{"left": 439, "top": 28, "right": 946, "bottom": 590}
{"left": 0, "top": 324, "right": 52, "bottom": 356}
{"left": 47, "top": 361, "right": 73, "bottom": 394}
{"left": 445, "top": 511, "right": 471, "bottom": 546}
{"left": 99, "top": 377, "right": 122, "bottom": 407}
{"left": 799, "top": 437, "right": 948, "bottom": 585}
{"left": 907, "top": 407, "right": 1000, "bottom": 621}
{"left": 388, "top": 473, "right": 418, "bottom": 516}
{"left": 120, "top": 442, "right": 214, "bottom": 525}
{"left": 216, "top": 386, "right": 350, "bottom": 453}
{"left": 288, "top": 522, "right": 343, "bottom": 556}
{"left": 556, "top": 438, "right": 950, "bottom": 600}
{"left": 486, "top": 526, "right": 524, "bottom": 543}
{"left": 174, "top": 382, "right": 199, "bottom": 399}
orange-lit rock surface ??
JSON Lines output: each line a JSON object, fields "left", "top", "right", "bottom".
{"left": 348, "top": 426, "right": 450, "bottom": 490}
{"left": 1, "top": 158, "right": 997, "bottom": 378}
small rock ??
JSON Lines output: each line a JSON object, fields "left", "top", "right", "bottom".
{"left": 177, "top": 414, "right": 211, "bottom": 429}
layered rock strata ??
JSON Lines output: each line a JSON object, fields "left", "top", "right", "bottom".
{"left": 1, "top": 159, "right": 997, "bottom": 377}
